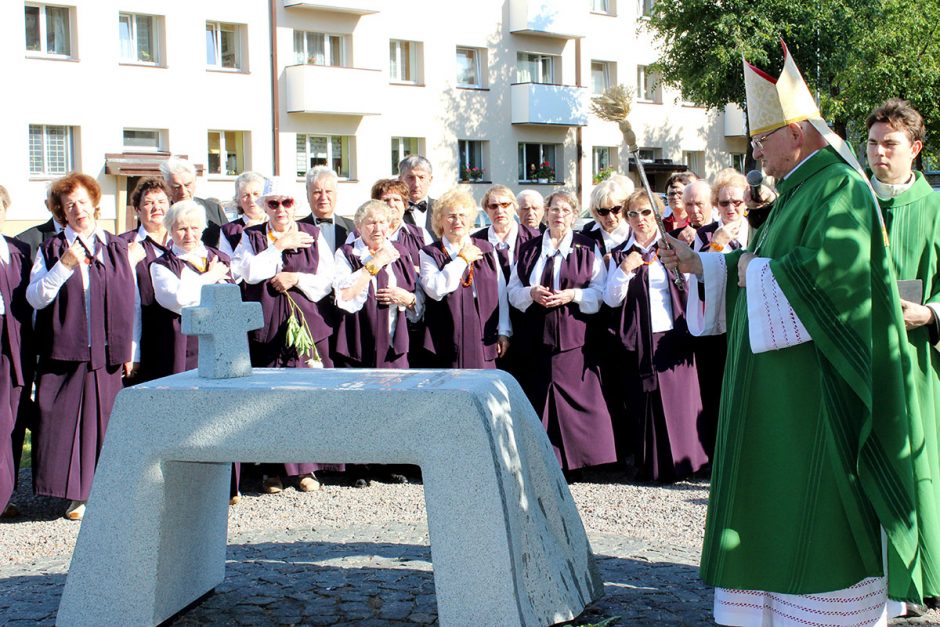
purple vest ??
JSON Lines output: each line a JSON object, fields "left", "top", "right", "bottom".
{"left": 333, "top": 242, "right": 415, "bottom": 366}
{"left": 37, "top": 232, "right": 136, "bottom": 366}
{"left": 394, "top": 223, "right": 426, "bottom": 269}
{"left": 515, "top": 232, "right": 596, "bottom": 352}
{"left": 420, "top": 240, "right": 500, "bottom": 366}
{"left": 221, "top": 217, "right": 248, "bottom": 250}
{"left": 119, "top": 230, "right": 170, "bottom": 372}
{"left": 472, "top": 224, "right": 540, "bottom": 280}
{"left": 0, "top": 237, "right": 35, "bottom": 387}
{"left": 242, "top": 222, "right": 332, "bottom": 344}
{"left": 146, "top": 247, "right": 230, "bottom": 379}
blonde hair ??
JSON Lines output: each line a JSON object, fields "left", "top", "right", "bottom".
{"left": 431, "top": 187, "right": 478, "bottom": 238}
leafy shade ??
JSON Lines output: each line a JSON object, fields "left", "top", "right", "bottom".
{"left": 644, "top": 0, "right": 940, "bottom": 161}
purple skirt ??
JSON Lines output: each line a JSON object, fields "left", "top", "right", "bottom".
{"left": 33, "top": 360, "right": 123, "bottom": 501}
{"left": 0, "top": 354, "right": 15, "bottom": 511}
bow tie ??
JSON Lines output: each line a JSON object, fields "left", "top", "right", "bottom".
{"left": 407, "top": 200, "right": 427, "bottom": 213}
{"left": 315, "top": 217, "right": 333, "bottom": 225}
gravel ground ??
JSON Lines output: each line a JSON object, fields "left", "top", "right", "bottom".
{"left": 0, "top": 466, "right": 709, "bottom": 568}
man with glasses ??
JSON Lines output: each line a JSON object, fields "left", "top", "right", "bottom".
{"left": 661, "top": 43, "right": 934, "bottom": 624}
{"left": 662, "top": 171, "right": 698, "bottom": 232}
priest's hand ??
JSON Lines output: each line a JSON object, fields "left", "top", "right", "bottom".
{"left": 737, "top": 252, "right": 756, "bottom": 288}
{"left": 900, "top": 299, "right": 934, "bottom": 330}
{"left": 659, "top": 234, "right": 701, "bottom": 276}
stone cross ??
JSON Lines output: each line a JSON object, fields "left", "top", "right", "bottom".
{"left": 181, "top": 284, "right": 263, "bottom": 379}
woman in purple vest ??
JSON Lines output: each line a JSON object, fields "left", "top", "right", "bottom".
{"left": 419, "top": 187, "right": 510, "bottom": 368}
{"left": 232, "top": 176, "right": 336, "bottom": 494}
{"left": 371, "top": 178, "right": 429, "bottom": 272}
{"left": 0, "top": 186, "right": 36, "bottom": 518}
{"left": 333, "top": 200, "right": 422, "bottom": 368}
{"left": 26, "top": 173, "right": 139, "bottom": 520}
{"left": 507, "top": 189, "right": 617, "bottom": 476}
{"left": 603, "top": 190, "right": 707, "bottom": 482}
{"left": 119, "top": 177, "right": 172, "bottom": 384}
{"left": 218, "top": 171, "right": 268, "bottom": 267}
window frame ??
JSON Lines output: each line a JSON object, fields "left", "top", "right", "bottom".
{"left": 391, "top": 136, "right": 421, "bottom": 175}
{"left": 389, "top": 39, "right": 421, "bottom": 84}
{"left": 637, "top": 0, "right": 655, "bottom": 17}
{"left": 206, "top": 21, "right": 242, "bottom": 71}
{"left": 25, "top": 3, "right": 74, "bottom": 58}
{"left": 456, "top": 46, "right": 485, "bottom": 88}
{"left": 636, "top": 65, "right": 661, "bottom": 103}
{"left": 122, "top": 128, "right": 165, "bottom": 152}
{"left": 29, "top": 124, "right": 74, "bottom": 177}
{"left": 592, "top": 146, "right": 615, "bottom": 175}
{"left": 516, "top": 51, "right": 557, "bottom": 84}
{"left": 296, "top": 134, "right": 351, "bottom": 179}
{"left": 457, "top": 140, "right": 486, "bottom": 181}
{"left": 118, "top": 12, "right": 161, "bottom": 66}
{"left": 293, "top": 30, "right": 345, "bottom": 67}
{"left": 518, "top": 142, "right": 560, "bottom": 183}
{"left": 591, "top": 60, "right": 612, "bottom": 95}
{"left": 207, "top": 130, "right": 248, "bottom": 177}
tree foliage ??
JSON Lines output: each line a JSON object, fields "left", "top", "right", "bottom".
{"left": 645, "top": 0, "right": 940, "bottom": 164}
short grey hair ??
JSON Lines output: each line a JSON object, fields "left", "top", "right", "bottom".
{"left": 305, "top": 166, "right": 337, "bottom": 192}
{"left": 516, "top": 189, "right": 544, "bottom": 208}
{"left": 545, "top": 189, "right": 579, "bottom": 214}
{"left": 398, "top": 155, "right": 432, "bottom": 175}
{"left": 234, "top": 171, "right": 265, "bottom": 196}
{"left": 163, "top": 199, "right": 207, "bottom": 233}
{"left": 159, "top": 156, "right": 196, "bottom": 182}
{"left": 354, "top": 199, "right": 392, "bottom": 227}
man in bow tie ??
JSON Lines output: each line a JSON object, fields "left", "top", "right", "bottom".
{"left": 299, "top": 166, "right": 355, "bottom": 254}
{"left": 398, "top": 155, "right": 436, "bottom": 240}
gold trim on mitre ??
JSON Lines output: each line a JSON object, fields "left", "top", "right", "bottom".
{"left": 743, "top": 40, "right": 821, "bottom": 136}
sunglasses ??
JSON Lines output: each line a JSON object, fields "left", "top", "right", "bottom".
{"left": 626, "top": 208, "right": 654, "bottom": 219}
{"left": 718, "top": 199, "right": 745, "bottom": 208}
{"left": 266, "top": 198, "right": 295, "bottom": 209}
{"left": 595, "top": 205, "right": 622, "bottom": 217}
{"left": 487, "top": 201, "right": 513, "bottom": 210}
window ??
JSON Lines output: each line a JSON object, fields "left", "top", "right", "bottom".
{"left": 731, "top": 153, "right": 746, "bottom": 173}
{"left": 206, "top": 22, "right": 241, "bottom": 70}
{"left": 123, "top": 128, "right": 164, "bottom": 151}
{"left": 391, "top": 137, "right": 420, "bottom": 174}
{"left": 592, "top": 0, "right": 614, "bottom": 14}
{"left": 25, "top": 4, "right": 72, "bottom": 57}
{"left": 458, "top": 140, "right": 486, "bottom": 180}
{"left": 456, "top": 47, "right": 485, "bottom": 88}
{"left": 293, "top": 31, "right": 344, "bottom": 66}
{"left": 29, "top": 124, "right": 74, "bottom": 176}
{"left": 518, "top": 143, "right": 559, "bottom": 182}
{"left": 684, "top": 151, "right": 705, "bottom": 177}
{"left": 297, "top": 134, "right": 350, "bottom": 178}
{"left": 517, "top": 52, "right": 556, "bottom": 84}
{"left": 637, "top": 147, "right": 661, "bottom": 162}
{"left": 638, "top": 0, "right": 655, "bottom": 17}
{"left": 208, "top": 131, "right": 247, "bottom": 176}
{"left": 591, "top": 61, "right": 613, "bottom": 95}
{"left": 636, "top": 65, "right": 661, "bottom": 103}
{"left": 119, "top": 13, "right": 160, "bottom": 64}
{"left": 593, "top": 147, "right": 616, "bottom": 174}
{"left": 389, "top": 40, "right": 421, "bottom": 83}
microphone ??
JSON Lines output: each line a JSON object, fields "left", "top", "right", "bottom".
{"left": 746, "top": 170, "right": 765, "bottom": 204}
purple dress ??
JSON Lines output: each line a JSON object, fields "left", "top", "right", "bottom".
{"left": 0, "top": 237, "right": 36, "bottom": 512}
{"left": 420, "top": 241, "right": 501, "bottom": 369}
{"left": 334, "top": 242, "right": 415, "bottom": 368}
{"left": 610, "top": 243, "right": 708, "bottom": 481}
{"left": 513, "top": 233, "right": 617, "bottom": 471}
{"left": 32, "top": 232, "right": 136, "bottom": 501}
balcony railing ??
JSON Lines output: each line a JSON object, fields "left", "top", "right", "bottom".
{"left": 285, "top": 64, "right": 384, "bottom": 115}
{"left": 508, "top": 0, "right": 586, "bottom": 38}
{"left": 510, "top": 83, "right": 588, "bottom": 126}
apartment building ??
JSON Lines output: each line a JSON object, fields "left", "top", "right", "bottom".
{"left": 3, "top": 0, "right": 748, "bottom": 234}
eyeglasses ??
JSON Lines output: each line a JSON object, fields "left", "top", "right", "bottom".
{"left": 595, "top": 205, "right": 622, "bottom": 217}
{"left": 750, "top": 126, "right": 784, "bottom": 151}
{"left": 666, "top": 190, "right": 684, "bottom": 197}
{"left": 487, "top": 201, "right": 513, "bottom": 210}
{"left": 266, "top": 198, "right": 295, "bottom": 209}
{"left": 626, "top": 208, "right": 654, "bottom": 219}
{"left": 718, "top": 199, "right": 745, "bottom": 208}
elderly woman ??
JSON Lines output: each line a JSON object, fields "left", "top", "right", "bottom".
{"left": 419, "top": 187, "right": 510, "bottom": 368}
{"left": 508, "top": 190, "right": 616, "bottom": 475}
{"left": 26, "top": 173, "right": 138, "bottom": 520}
{"left": 333, "top": 199, "right": 422, "bottom": 368}
{"left": 0, "top": 186, "right": 35, "bottom": 518}
{"left": 582, "top": 178, "right": 634, "bottom": 259}
{"left": 219, "top": 171, "right": 267, "bottom": 262}
{"left": 516, "top": 189, "right": 546, "bottom": 231}
{"left": 119, "top": 177, "right": 172, "bottom": 383}
{"left": 371, "top": 178, "right": 430, "bottom": 270}
{"left": 603, "top": 190, "right": 707, "bottom": 482}
{"left": 232, "top": 176, "right": 336, "bottom": 493}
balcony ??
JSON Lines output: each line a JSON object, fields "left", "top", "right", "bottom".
{"left": 282, "top": 0, "right": 380, "bottom": 14}
{"left": 509, "top": 0, "right": 586, "bottom": 38}
{"left": 724, "top": 103, "right": 747, "bottom": 137}
{"left": 511, "top": 83, "right": 588, "bottom": 126}
{"left": 285, "top": 64, "right": 384, "bottom": 115}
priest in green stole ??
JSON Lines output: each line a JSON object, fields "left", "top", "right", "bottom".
{"left": 660, "top": 42, "right": 936, "bottom": 625}
{"left": 867, "top": 98, "right": 940, "bottom": 601}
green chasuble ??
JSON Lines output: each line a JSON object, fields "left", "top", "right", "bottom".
{"left": 700, "top": 146, "right": 932, "bottom": 602}
{"left": 880, "top": 171, "right": 940, "bottom": 597}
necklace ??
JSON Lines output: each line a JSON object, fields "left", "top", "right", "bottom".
{"left": 441, "top": 241, "right": 474, "bottom": 287}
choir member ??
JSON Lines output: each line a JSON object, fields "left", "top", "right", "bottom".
{"left": 418, "top": 187, "right": 510, "bottom": 368}
{"left": 219, "top": 171, "right": 268, "bottom": 265}
{"left": 507, "top": 189, "right": 617, "bottom": 474}
{"left": 581, "top": 178, "right": 634, "bottom": 258}
{"left": 370, "top": 178, "right": 430, "bottom": 270}
{"left": 26, "top": 173, "right": 139, "bottom": 520}
{"left": 603, "top": 190, "right": 707, "bottom": 482}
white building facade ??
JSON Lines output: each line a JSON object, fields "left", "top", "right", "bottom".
{"left": 2, "top": 0, "right": 748, "bottom": 234}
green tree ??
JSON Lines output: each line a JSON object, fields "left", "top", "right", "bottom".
{"left": 645, "top": 0, "right": 940, "bottom": 164}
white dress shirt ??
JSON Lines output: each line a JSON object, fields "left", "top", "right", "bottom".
{"left": 507, "top": 230, "right": 606, "bottom": 313}
{"left": 231, "top": 224, "right": 334, "bottom": 302}
{"left": 591, "top": 220, "right": 632, "bottom": 252}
